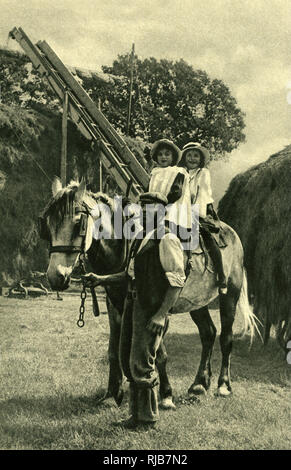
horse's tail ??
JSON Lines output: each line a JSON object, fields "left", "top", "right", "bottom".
{"left": 236, "top": 268, "right": 262, "bottom": 343}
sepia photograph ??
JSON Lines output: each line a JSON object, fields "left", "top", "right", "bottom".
{"left": 0, "top": 0, "right": 290, "bottom": 455}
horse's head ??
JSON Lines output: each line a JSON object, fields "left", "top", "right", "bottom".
{"left": 40, "top": 177, "right": 98, "bottom": 291}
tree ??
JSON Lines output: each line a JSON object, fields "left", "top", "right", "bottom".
{"left": 0, "top": 48, "right": 246, "bottom": 159}
{"left": 99, "top": 55, "right": 246, "bottom": 158}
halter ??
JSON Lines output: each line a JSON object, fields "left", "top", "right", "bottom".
{"left": 38, "top": 203, "right": 91, "bottom": 255}
{"left": 38, "top": 201, "right": 100, "bottom": 325}
{"left": 38, "top": 196, "right": 130, "bottom": 325}
{"left": 48, "top": 207, "right": 89, "bottom": 255}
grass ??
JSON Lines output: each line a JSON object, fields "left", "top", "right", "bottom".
{"left": 0, "top": 294, "right": 290, "bottom": 450}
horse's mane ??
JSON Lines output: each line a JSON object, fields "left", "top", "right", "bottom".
{"left": 43, "top": 180, "right": 114, "bottom": 232}
{"left": 91, "top": 191, "right": 114, "bottom": 210}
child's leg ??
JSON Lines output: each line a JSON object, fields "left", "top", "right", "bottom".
{"left": 201, "top": 227, "right": 227, "bottom": 293}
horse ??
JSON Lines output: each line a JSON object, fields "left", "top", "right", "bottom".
{"left": 41, "top": 177, "right": 173, "bottom": 407}
{"left": 42, "top": 177, "right": 259, "bottom": 405}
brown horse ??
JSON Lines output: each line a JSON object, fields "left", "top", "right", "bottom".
{"left": 42, "top": 177, "right": 259, "bottom": 406}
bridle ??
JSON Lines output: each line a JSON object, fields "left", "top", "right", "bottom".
{"left": 38, "top": 196, "right": 133, "bottom": 326}
{"left": 40, "top": 205, "right": 90, "bottom": 255}
{"left": 38, "top": 202, "right": 100, "bottom": 326}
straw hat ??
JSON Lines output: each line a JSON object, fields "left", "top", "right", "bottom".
{"left": 180, "top": 142, "right": 210, "bottom": 167}
{"left": 150, "top": 139, "right": 182, "bottom": 166}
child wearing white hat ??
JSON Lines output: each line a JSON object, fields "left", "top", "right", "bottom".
{"left": 180, "top": 142, "right": 227, "bottom": 294}
{"left": 148, "top": 139, "right": 192, "bottom": 243}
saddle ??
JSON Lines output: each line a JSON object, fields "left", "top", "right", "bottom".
{"left": 188, "top": 226, "right": 227, "bottom": 274}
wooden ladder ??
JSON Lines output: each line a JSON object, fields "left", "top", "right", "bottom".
{"left": 9, "top": 27, "right": 149, "bottom": 201}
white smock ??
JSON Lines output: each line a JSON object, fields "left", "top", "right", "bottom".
{"left": 189, "top": 168, "right": 214, "bottom": 218}
{"left": 149, "top": 166, "right": 192, "bottom": 229}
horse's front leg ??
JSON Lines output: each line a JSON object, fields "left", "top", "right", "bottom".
{"left": 188, "top": 306, "right": 217, "bottom": 395}
{"left": 216, "top": 287, "right": 239, "bottom": 397}
{"left": 105, "top": 297, "right": 124, "bottom": 406}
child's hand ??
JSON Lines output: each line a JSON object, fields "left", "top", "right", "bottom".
{"left": 82, "top": 273, "right": 102, "bottom": 288}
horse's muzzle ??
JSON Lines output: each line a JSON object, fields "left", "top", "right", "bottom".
{"left": 47, "top": 265, "right": 72, "bottom": 291}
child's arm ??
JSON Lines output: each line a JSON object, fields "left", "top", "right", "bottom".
{"left": 196, "top": 169, "right": 214, "bottom": 218}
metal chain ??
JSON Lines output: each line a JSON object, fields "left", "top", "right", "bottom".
{"left": 77, "top": 284, "right": 86, "bottom": 328}
{"left": 77, "top": 252, "right": 87, "bottom": 328}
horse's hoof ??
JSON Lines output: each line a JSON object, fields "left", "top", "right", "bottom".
{"left": 159, "top": 397, "right": 176, "bottom": 410}
{"left": 188, "top": 384, "right": 207, "bottom": 396}
{"left": 215, "top": 385, "right": 232, "bottom": 397}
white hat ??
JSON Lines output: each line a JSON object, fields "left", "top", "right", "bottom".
{"left": 181, "top": 142, "right": 210, "bottom": 167}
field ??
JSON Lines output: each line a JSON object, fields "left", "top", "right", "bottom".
{"left": 0, "top": 293, "right": 290, "bottom": 450}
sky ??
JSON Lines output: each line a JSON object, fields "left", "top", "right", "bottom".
{"left": 1, "top": 0, "right": 290, "bottom": 201}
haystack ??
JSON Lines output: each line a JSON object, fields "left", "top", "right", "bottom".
{"left": 0, "top": 103, "right": 148, "bottom": 284}
{"left": 218, "top": 145, "right": 291, "bottom": 346}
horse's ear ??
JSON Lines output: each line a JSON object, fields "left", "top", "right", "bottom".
{"left": 75, "top": 178, "right": 86, "bottom": 203}
{"left": 52, "top": 176, "right": 62, "bottom": 197}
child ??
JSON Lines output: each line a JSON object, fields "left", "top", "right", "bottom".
{"left": 179, "top": 142, "right": 227, "bottom": 294}
{"left": 148, "top": 139, "right": 192, "bottom": 243}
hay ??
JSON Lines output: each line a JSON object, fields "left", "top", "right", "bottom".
{"left": 0, "top": 105, "right": 93, "bottom": 283}
{"left": 218, "top": 145, "right": 291, "bottom": 344}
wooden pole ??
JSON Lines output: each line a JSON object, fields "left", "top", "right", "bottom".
{"left": 126, "top": 43, "right": 135, "bottom": 136}
{"left": 61, "top": 90, "right": 68, "bottom": 185}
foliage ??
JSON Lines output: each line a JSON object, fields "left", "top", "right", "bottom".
{"left": 0, "top": 49, "right": 60, "bottom": 111}
{"left": 99, "top": 55, "right": 246, "bottom": 157}
{"left": 0, "top": 49, "right": 246, "bottom": 159}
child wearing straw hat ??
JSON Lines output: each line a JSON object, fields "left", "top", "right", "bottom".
{"left": 148, "top": 139, "right": 192, "bottom": 244}
{"left": 179, "top": 142, "right": 227, "bottom": 294}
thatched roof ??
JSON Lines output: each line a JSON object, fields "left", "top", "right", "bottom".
{"left": 0, "top": 47, "right": 121, "bottom": 84}
{"left": 218, "top": 144, "right": 291, "bottom": 345}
